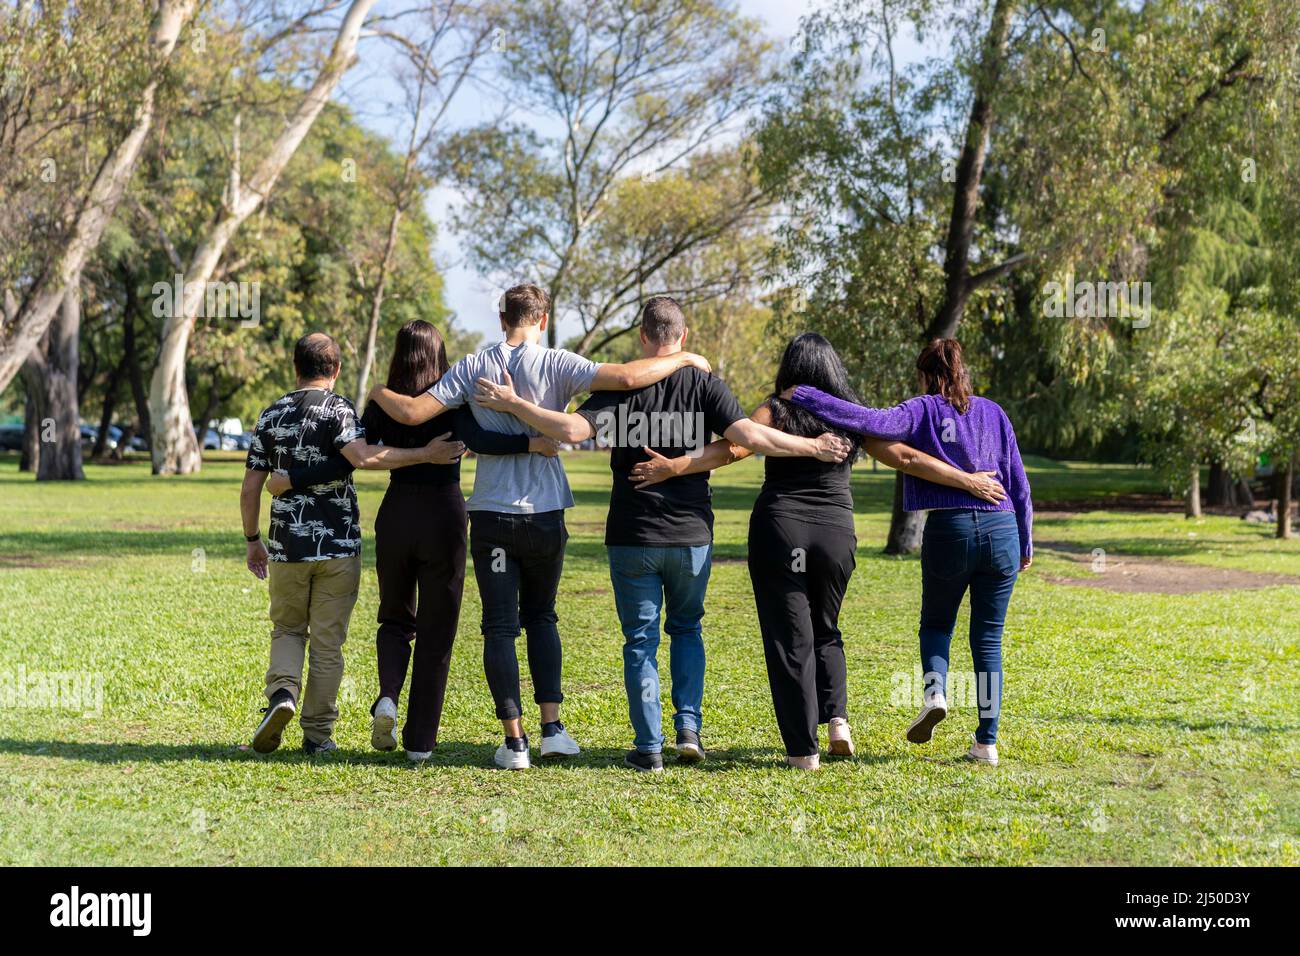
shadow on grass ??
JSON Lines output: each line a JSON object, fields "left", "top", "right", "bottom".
{"left": 0, "top": 530, "right": 250, "bottom": 561}
{"left": 1037, "top": 712, "right": 1300, "bottom": 735}
{"left": 0, "top": 737, "right": 899, "bottom": 771}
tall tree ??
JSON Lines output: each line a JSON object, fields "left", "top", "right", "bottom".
{"left": 442, "top": 0, "right": 773, "bottom": 350}
{"left": 0, "top": 0, "right": 196, "bottom": 396}
{"left": 146, "top": 0, "right": 377, "bottom": 475}
{"left": 757, "top": 0, "right": 1298, "bottom": 551}
{"left": 349, "top": 2, "right": 492, "bottom": 405}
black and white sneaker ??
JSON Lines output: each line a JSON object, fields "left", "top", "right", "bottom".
{"left": 674, "top": 728, "right": 706, "bottom": 764}
{"left": 302, "top": 737, "right": 338, "bottom": 755}
{"left": 624, "top": 749, "right": 664, "bottom": 773}
{"left": 252, "top": 689, "right": 295, "bottom": 754}
{"left": 540, "top": 720, "right": 580, "bottom": 758}
{"left": 494, "top": 734, "right": 531, "bottom": 770}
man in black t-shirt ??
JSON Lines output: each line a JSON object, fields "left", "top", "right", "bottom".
{"left": 472, "top": 297, "right": 851, "bottom": 772}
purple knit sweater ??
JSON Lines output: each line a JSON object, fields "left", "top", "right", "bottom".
{"left": 791, "top": 387, "right": 1034, "bottom": 558}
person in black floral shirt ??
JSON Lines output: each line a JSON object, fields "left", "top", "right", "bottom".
{"left": 239, "top": 333, "right": 463, "bottom": 755}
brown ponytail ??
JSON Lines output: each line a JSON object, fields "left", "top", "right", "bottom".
{"left": 916, "top": 338, "right": 971, "bottom": 413}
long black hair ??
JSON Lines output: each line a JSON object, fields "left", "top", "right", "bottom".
{"left": 767, "top": 332, "right": 863, "bottom": 456}
{"left": 385, "top": 319, "right": 450, "bottom": 397}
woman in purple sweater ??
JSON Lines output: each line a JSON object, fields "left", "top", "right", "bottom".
{"left": 784, "top": 339, "right": 1032, "bottom": 766}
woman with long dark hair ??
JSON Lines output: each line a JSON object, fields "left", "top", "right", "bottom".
{"left": 783, "top": 338, "right": 1032, "bottom": 766}
{"left": 630, "top": 333, "right": 1007, "bottom": 768}
{"left": 269, "top": 320, "right": 557, "bottom": 759}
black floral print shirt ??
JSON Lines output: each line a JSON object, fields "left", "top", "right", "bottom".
{"left": 245, "top": 388, "right": 365, "bottom": 562}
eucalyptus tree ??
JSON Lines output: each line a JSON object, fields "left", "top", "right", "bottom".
{"left": 440, "top": 0, "right": 774, "bottom": 350}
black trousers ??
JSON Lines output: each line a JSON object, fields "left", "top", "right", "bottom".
{"left": 747, "top": 509, "right": 856, "bottom": 757}
{"left": 373, "top": 482, "right": 466, "bottom": 752}
{"left": 468, "top": 509, "right": 567, "bottom": 721}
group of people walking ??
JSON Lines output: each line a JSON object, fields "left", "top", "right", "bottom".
{"left": 238, "top": 285, "right": 1032, "bottom": 771}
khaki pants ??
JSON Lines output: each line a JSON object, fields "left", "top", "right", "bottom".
{"left": 266, "top": 556, "right": 361, "bottom": 744}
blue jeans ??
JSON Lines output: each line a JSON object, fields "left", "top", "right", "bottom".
{"left": 919, "top": 510, "right": 1020, "bottom": 744}
{"left": 608, "top": 545, "right": 712, "bottom": 753}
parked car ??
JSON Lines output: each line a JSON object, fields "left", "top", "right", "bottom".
{"left": 114, "top": 424, "right": 149, "bottom": 452}
{"left": 0, "top": 424, "right": 24, "bottom": 451}
{"left": 201, "top": 429, "right": 240, "bottom": 451}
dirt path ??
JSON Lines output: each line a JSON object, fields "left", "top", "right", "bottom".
{"left": 1034, "top": 538, "right": 1300, "bottom": 594}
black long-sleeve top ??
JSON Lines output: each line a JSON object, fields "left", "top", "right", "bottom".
{"left": 287, "top": 402, "right": 528, "bottom": 491}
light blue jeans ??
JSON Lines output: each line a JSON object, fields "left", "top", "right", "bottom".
{"left": 608, "top": 545, "right": 712, "bottom": 753}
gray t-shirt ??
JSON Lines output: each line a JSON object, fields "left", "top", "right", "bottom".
{"left": 429, "top": 340, "right": 599, "bottom": 513}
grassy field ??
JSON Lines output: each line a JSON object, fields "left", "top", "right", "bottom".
{"left": 1, "top": 451, "right": 1297, "bottom": 866}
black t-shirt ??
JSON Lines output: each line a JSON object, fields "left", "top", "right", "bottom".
{"left": 576, "top": 367, "right": 745, "bottom": 547}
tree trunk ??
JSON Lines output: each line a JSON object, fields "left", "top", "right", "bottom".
{"left": 1277, "top": 454, "right": 1294, "bottom": 540}
{"left": 20, "top": 370, "right": 40, "bottom": 473}
{"left": 121, "top": 273, "right": 152, "bottom": 445}
{"left": 92, "top": 350, "right": 126, "bottom": 459}
{"left": 0, "top": 0, "right": 195, "bottom": 392}
{"left": 29, "top": 288, "right": 85, "bottom": 481}
{"left": 926, "top": 0, "right": 1014, "bottom": 341}
{"left": 1185, "top": 463, "right": 1201, "bottom": 518}
{"left": 884, "top": 471, "right": 927, "bottom": 554}
{"left": 1235, "top": 477, "right": 1255, "bottom": 509}
{"left": 148, "top": 0, "right": 377, "bottom": 474}
{"left": 354, "top": 205, "right": 402, "bottom": 406}
{"left": 1206, "top": 459, "right": 1231, "bottom": 507}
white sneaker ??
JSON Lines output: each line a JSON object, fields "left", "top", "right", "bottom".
{"left": 540, "top": 723, "right": 581, "bottom": 758}
{"left": 827, "top": 717, "right": 854, "bottom": 757}
{"left": 371, "top": 696, "right": 398, "bottom": 752}
{"left": 406, "top": 750, "right": 432, "bottom": 762}
{"left": 965, "top": 736, "right": 998, "bottom": 766}
{"left": 494, "top": 738, "right": 531, "bottom": 770}
{"left": 905, "top": 692, "right": 948, "bottom": 744}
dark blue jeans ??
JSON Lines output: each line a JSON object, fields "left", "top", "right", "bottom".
{"left": 919, "top": 509, "right": 1020, "bottom": 744}
{"left": 608, "top": 545, "right": 712, "bottom": 753}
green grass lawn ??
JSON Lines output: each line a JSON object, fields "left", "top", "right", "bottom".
{"left": 1, "top": 452, "right": 1297, "bottom": 865}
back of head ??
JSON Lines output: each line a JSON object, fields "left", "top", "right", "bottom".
{"left": 294, "top": 332, "right": 341, "bottom": 383}
{"left": 640, "top": 295, "right": 686, "bottom": 347}
{"left": 386, "top": 319, "right": 449, "bottom": 397}
{"left": 499, "top": 284, "right": 550, "bottom": 329}
{"left": 916, "top": 338, "right": 971, "bottom": 413}
{"left": 768, "top": 332, "right": 861, "bottom": 452}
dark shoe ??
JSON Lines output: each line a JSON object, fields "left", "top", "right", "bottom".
{"left": 674, "top": 728, "right": 706, "bottom": 764}
{"left": 624, "top": 749, "right": 664, "bottom": 773}
{"left": 252, "top": 689, "right": 296, "bottom": 754}
{"left": 301, "top": 737, "right": 338, "bottom": 755}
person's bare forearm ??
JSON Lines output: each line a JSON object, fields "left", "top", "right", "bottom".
{"left": 724, "top": 418, "right": 820, "bottom": 457}
{"left": 370, "top": 386, "right": 442, "bottom": 425}
{"left": 501, "top": 396, "right": 593, "bottom": 443}
{"left": 342, "top": 442, "right": 434, "bottom": 470}
{"left": 864, "top": 438, "right": 973, "bottom": 490}
{"left": 667, "top": 438, "right": 751, "bottom": 477}
{"left": 240, "top": 474, "right": 266, "bottom": 537}
{"left": 591, "top": 353, "right": 692, "bottom": 390}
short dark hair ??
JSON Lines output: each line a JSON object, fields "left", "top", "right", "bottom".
{"left": 499, "top": 284, "right": 550, "bottom": 328}
{"left": 640, "top": 296, "right": 685, "bottom": 346}
{"left": 294, "top": 332, "right": 341, "bottom": 381}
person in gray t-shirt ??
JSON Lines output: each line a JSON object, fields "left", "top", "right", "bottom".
{"left": 369, "top": 284, "right": 712, "bottom": 770}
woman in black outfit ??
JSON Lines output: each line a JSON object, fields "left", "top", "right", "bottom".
{"left": 630, "top": 333, "right": 1007, "bottom": 768}
{"left": 269, "top": 320, "right": 556, "bottom": 759}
